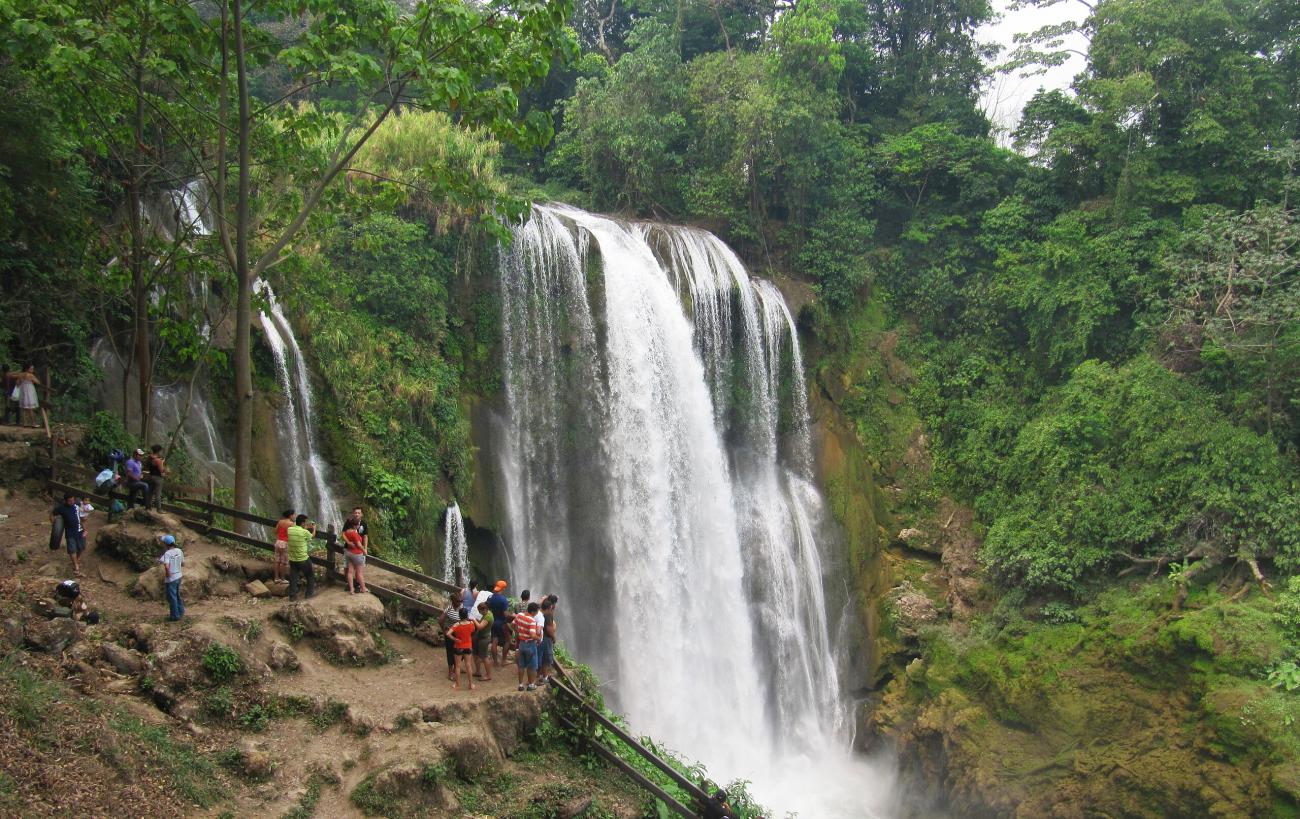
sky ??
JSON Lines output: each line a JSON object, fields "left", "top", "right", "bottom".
{"left": 977, "top": 0, "right": 1091, "bottom": 142}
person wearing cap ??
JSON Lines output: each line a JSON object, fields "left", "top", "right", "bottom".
{"left": 158, "top": 535, "right": 185, "bottom": 621}
{"left": 487, "top": 580, "right": 510, "bottom": 666}
{"left": 123, "top": 449, "right": 150, "bottom": 509}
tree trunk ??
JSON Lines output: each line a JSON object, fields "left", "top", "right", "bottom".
{"left": 130, "top": 32, "right": 152, "bottom": 444}
{"left": 232, "top": 0, "right": 254, "bottom": 529}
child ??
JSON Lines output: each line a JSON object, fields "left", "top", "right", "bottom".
{"left": 341, "top": 519, "right": 368, "bottom": 594}
{"left": 158, "top": 534, "right": 185, "bottom": 621}
{"left": 273, "top": 509, "right": 294, "bottom": 584}
{"left": 447, "top": 607, "right": 476, "bottom": 691}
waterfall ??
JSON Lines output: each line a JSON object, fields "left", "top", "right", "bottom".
{"left": 256, "top": 281, "right": 343, "bottom": 530}
{"left": 498, "top": 204, "right": 896, "bottom": 817}
{"left": 443, "top": 502, "right": 468, "bottom": 584}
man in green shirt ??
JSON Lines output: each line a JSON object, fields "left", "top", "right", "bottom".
{"left": 286, "top": 514, "right": 317, "bottom": 600}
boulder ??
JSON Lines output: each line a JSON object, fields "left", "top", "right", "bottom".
{"left": 95, "top": 510, "right": 190, "bottom": 571}
{"left": 443, "top": 734, "right": 497, "bottom": 781}
{"left": 889, "top": 582, "right": 940, "bottom": 639}
{"left": 24, "top": 617, "right": 80, "bottom": 654}
{"left": 100, "top": 642, "right": 145, "bottom": 676}
{"left": 257, "top": 639, "right": 300, "bottom": 672}
{"left": 1, "top": 617, "right": 24, "bottom": 647}
{"left": 411, "top": 619, "right": 444, "bottom": 647}
{"left": 354, "top": 762, "right": 458, "bottom": 814}
{"left": 266, "top": 579, "right": 289, "bottom": 597}
{"left": 131, "top": 561, "right": 213, "bottom": 602}
{"left": 245, "top": 580, "right": 270, "bottom": 598}
{"left": 275, "top": 593, "right": 390, "bottom": 666}
{"left": 146, "top": 631, "right": 214, "bottom": 692}
{"left": 483, "top": 693, "right": 544, "bottom": 757}
{"left": 238, "top": 740, "right": 276, "bottom": 780}
{"left": 896, "top": 527, "right": 941, "bottom": 556}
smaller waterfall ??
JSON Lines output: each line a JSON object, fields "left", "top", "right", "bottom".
{"left": 443, "top": 503, "right": 468, "bottom": 584}
{"left": 256, "top": 281, "right": 343, "bottom": 530}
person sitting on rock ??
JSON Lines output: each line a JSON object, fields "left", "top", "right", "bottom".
{"left": 447, "top": 607, "right": 476, "bottom": 691}
{"left": 123, "top": 450, "right": 150, "bottom": 508}
{"left": 285, "top": 514, "right": 316, "bottom": 600}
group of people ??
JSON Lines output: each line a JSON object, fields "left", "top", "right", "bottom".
{"left": 440, "top": 581, "right": 560, "bottom": 693}
{"left": 1, "top": 363, "right": 42, "bottom": 428}
{"left": 95, "top": 446, "right": 168, "bottom": 512}
{"left": 271, "top": 506, "right": 370, "bottom": 600}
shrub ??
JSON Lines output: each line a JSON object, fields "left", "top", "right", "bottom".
{"left": 201, "top": 643, "right": 243, "bottom": 684}
{"left": 1276, "top": 577, "right": 1300, "bottom": 645}
{"left": 81, "top": 411, "right": 133, "bottom": 465}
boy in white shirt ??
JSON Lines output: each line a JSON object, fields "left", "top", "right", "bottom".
{"left": 158, "top": 534, "right": 185, "bottom": 621}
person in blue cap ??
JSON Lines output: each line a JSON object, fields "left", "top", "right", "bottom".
{"left": 158, "top": 534, "right": 185, "bottom": 621}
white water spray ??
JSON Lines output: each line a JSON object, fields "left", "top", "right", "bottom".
{"left": 498, "top": 204, "right": 898, "bottom": 817}
{"left": 256, "top": 281, "right": 343, "bottom": 530}
{"left": 443, "top": 502, "right": 469, "bottom": 584}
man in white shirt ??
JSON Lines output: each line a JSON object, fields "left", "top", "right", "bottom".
{"left": 158, "top": 534, "right": 185, "bottom": 621}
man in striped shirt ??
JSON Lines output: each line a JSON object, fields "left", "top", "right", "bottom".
{"left": 514, "top": 601, "right": 542, "bottom": 691}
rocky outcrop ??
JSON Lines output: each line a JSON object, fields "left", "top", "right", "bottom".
{"left": 23, "top": 617, "right": 81, "bottom": 653}
{"left": 95, "top": 510, "right": 188, "bottom": 571}
{"left": 274, "top": 591, "right": 391, "bottom": 666}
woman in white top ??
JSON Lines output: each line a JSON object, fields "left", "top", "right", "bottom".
{"left": 11, "top": 364, "right": 40, "bottom": 427}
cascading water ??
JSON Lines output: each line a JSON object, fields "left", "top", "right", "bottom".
{"left": 498, "top": 204, "right": 898, "bottom": 817}
{"left": 256, "top": 281, "right": 343, "bottom": 530}
{"left": 443, "top": 502, "right": 469, "bottom": 585}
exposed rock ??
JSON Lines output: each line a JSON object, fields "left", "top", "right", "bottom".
{"left": 94, "top": 510, "right": 189, "bottom": 571}
{"left": 483, "top": 693, "right": 544, "bottom": 757}
{"left": 411, "top": 619, "right": 444, "bottom": 647}
{"left": 100, "top": 642, "right": 145, "bottom": 676}
{"left": 444, "top": 734, "right": 497, "bottom": 781}
{"left": 422, "top": 701, "right": 472, "bottom": 725}
{"left": 393, "top": 706, "right": 424, "bottom": 729}
{"left": 266, "top": 579, "right": 289, "bottom": 597}
{"left": 123, "top": 623, "right": 156, "bottom": 654}
{"left": 257, "top": 639, "right": 299, "bottom": 672}
{"left": 558, "top": 797, "right": 594, "bottom": 818}
{"left": 889, "top": 582, "right": 939, "bottom": 640}
{"left": 275, "top": 592, "right": 390, "bottom": 666}
{"left": 1, "top": 617, "right": 25, "bottom": 647}
{"left": 23, "top": 617, "right": 80, "bottom": 653}
{"left": 244, "top": 580, "right": 270, "bottom": 598}
{"left": 146, "top": 631, "right": 214, "bottom": 692}
{"left": 132, "top": 561, "right": 214, "bottom": 602}
{"left": 895, "top": 527, "right": 941, "bottom": 556}
{"left": 238, "top": 740, "right": 276, "bottom": 780}
{"left": 354, "top": 761, "right": 458, "bottom": 814}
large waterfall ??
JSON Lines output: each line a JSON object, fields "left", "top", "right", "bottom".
{"left": 443, "top": 502, "right": 468, "bottom": 585}
{"left": 498, "top": 204, "right": 896, "bottom": 816}
{"left": 257, "top": 282, "right": 343, "bottom": 530}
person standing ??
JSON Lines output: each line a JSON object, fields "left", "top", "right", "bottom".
{"left": 439, "top": 592, "right": 463, "bottom": 683}
{"left": 123, "top": 449, "right": 149, "bottom": 508}
{"left": 51, "top": 493, "right": 84, "bottom": 577}
{"left": 487, "top": 580, "right": 510, "bottom": 667}
{"left": 285, "top": 514, "right": 317, "bottom": 600}
{"left": 273, "top": 509, "right": 294, "bottom": 584}
{"left": 12, "top": 364, "right": 40, "bottom": 428}
{"left": 1, "top": 366, "right": 18, "bottom": 426}
{"left": 537, "top": 596, "right": 559, "bottom": 686}
{"left": 447, "top": 607, "right": 476, "bottom": 691}
{"left": 144, "top": 445, "right": 168, "bottom": 510}
{"left": 473, "top": 601, "right": 494, "bottom": 682}
{"left": 341, "top": 519, "right": 368, "bottom": 594}
{"left": 348, "top": 507, "right": 369, "bottom": 552}
{"left": 514, "top": 601, "right": 541, "bottom": 692}
{"left": 158, "top": 534, "right": 185, "bottom": 621}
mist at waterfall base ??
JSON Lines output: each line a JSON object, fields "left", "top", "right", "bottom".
{"left": 497, "top": 205, "right": 900, "bottom": 817}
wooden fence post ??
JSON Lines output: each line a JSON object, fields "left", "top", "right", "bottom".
{"left": 206, "top": 475, "right": 216, "bottom": 527}
{"left": 48, "top": 436, "right": 57, "bottom": 483}
{"left": 326, "top": 524, "right": 338, "bottom": 584}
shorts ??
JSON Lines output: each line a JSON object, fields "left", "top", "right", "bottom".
{"left": 66, "top": 530, "right": 85, "bottom": 555}
{"left": 516, "top": 641, "right": 538, "bottom": 671}
{"left": 273, "top": 540, "right": 288, "bottom": 567}
{"left": 473, "top": 635, "right": 490, "bottom": 658}
{"left": 346, "top": 551, "right": 366, "bottom": 566}
{"left": 491, "top": 621, "right": 509, "bottom": 643}
{"left": 455, "top": 647, "right": 472, "bottom": 656}
{"left": 538, "top": 637, "right": 555, "bottom": 668}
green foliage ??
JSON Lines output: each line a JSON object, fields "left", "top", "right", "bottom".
{"left": 201, "top": 643, "right": 244, "bottom": 684}
{"left": 1277, "top": 578, "right": 1300, "bottom": 645}
{"left": 81, "top": 411, "right": 133, "bottom": 466}
{"left": 980, "top": 358, "right": 1300, "bottom": 595}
